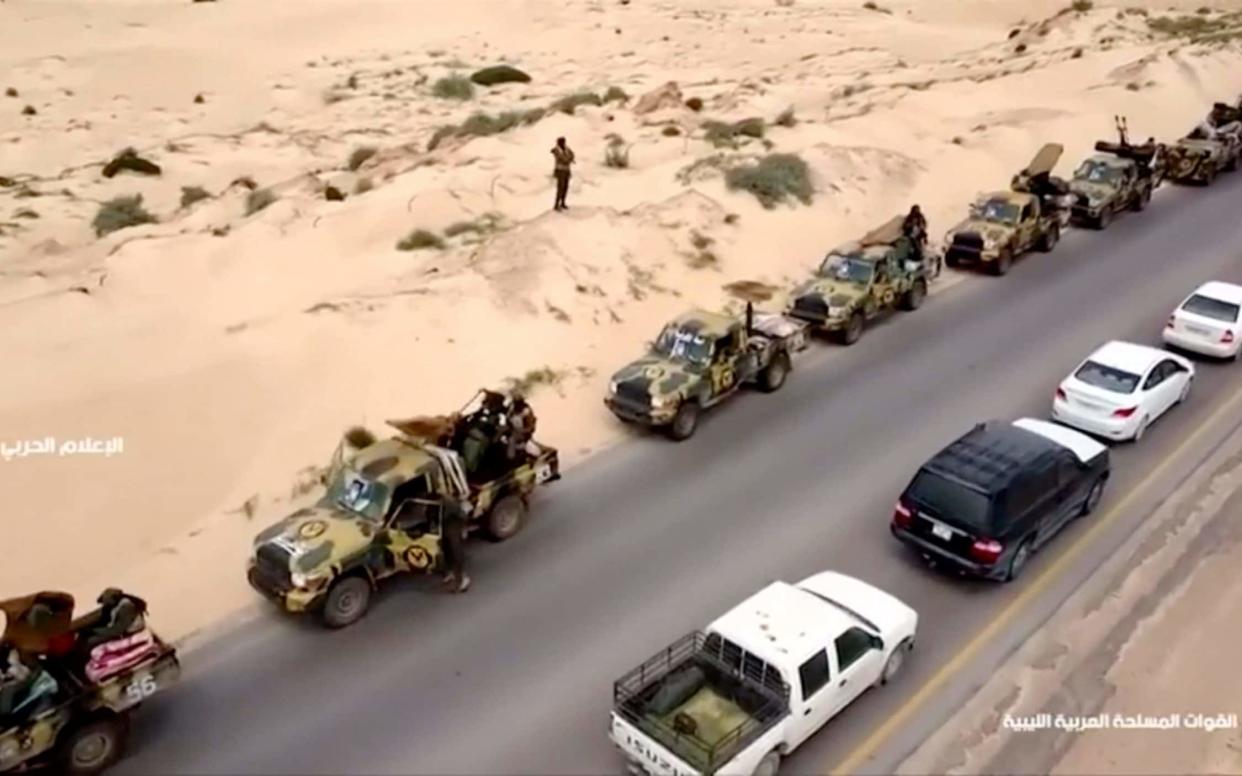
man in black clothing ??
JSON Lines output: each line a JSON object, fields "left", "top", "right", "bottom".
{"left": 551, "top": 137, "right": 575, "bottom": 211}
{"left": 439, "top": 498, "right": 471, "bottom": 593}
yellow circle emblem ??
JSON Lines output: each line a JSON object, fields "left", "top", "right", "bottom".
{"left": 298, "top": 520, "right": 327, "bottom": 540}
{"left": 643, "top": 365, "right": 666, "bottom": 379}
{"left": 404, "top": 546, "right": 431, "bottom": 569}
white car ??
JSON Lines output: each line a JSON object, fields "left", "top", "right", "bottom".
{"left": 1162, "top": 280, "right": 1242, "bottom": 359}
{"left": 1052, "top": 340, "right": 1194, "bottom": 442}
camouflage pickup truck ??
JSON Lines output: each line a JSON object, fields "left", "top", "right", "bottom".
{"left": 944, "top": 144, "right": 1069, "bottom": 276}
{"left": 0, "top": 592, "right": 180, "bottom": 776}
{"left": 248, "top": 389, "right": 560, "bottom": 628}
{"left": 1069, "top": 126, "right": 1156, "bottom": 229}
{"left": 787, "top": 215, "right": 938, "bottom": 345}
{"left": 605, "top": 306, "right": 808, "bottom": 440}
{"left": 1163, "top": 101, "right": 1242, "bottom": 185}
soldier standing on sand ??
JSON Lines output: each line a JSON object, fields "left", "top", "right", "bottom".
{"left": 551, "top": 137, "right": 575, "bottom": 211}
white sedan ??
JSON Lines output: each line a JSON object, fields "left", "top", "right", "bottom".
{"left": 1162, "top": 280, "right": 1242, "bottom": 360}
{"left": 1052, "top": 340, "right": 1195, "bottom": 442}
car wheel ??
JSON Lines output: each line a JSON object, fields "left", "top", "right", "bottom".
{"left": 753, "top": 751, "right": 782, "bottom": 776}
{"left": 990, "top": 250, "right": 1012, "bottom": 276}
{"left": 1178, "top": 376, "right": 1193, "bottom": 405}
{"left": 485, "top": 494, "right": 527, "bottom": 541}
{"left": 1132, "top": 415, "right": 1150, "bottom": 442}
{"left": 900, "top": 279, "right": 927, "bottom": 311}
{"left": 321, "top": 575, "right": 371, "bottom": 629}
{"left": 879, "top": 638, "right": 913, "bottom": 685}
{"left": 840, "top": 312, "right": 865, "bottom": 345}
{"left": 758, "top": 352, "right": 790, "bottom": 393}
{"left": 1003, "top": 539, "right": 1033, "bottom": 583}
{"left": 60, "top": 715, "right": 128, "bottom": 776}
{"left": 1080, "top": 478, "right": 1105, "bottom": 517}
{"left": 667, "top": 401, "right": 700, "bottom": 441}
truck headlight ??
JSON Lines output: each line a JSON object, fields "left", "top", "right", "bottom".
{"left": 827, "top": 306, "right": 844, "bottom": 317}
{"left": 651, "top": 394, "right": 676, "bottom": 409}
{"left": 291, "top": 570, "right": 328, "bottom": 590}
{"left": 609, "top": 379, "right": 620, "bottom": 394}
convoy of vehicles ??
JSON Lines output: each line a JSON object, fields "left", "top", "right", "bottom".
{"left": 610, "top": 572, "right": 917, "bottom": 776}
{"left": 604, "top": 306, "right": 808, "bottom": 440}
{"left": 20, "top": 95, "right": 1242, "bottom": 775}
{"left": 1051, "top": 341, "right": 1195, "bottom": 443}
{"left": 943, "top": 144, "right": 1069, "bottom": 275}
{"left": 0, "top": 592, "right": 179, "bottom": 776}
{"left": 786, "top": 215, "right": 936, "bottom": 345}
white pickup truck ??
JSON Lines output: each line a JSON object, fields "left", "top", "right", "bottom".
{"left": 609, "top": 572, "right": 918, "bottom": 776}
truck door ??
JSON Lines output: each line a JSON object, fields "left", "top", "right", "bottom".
{"left": 1018, "top": 200, "right": 1037, "bottom": 251}
{"left": 786, "top": 647, "right": 835, "bottom": 750}
{"left": 826, "top": 626, "right": 885, "bottom": 718}
{"left": 709, "top": 331, "right": 740, "bottom": 397}
{"left": 875, "top": 255, "right": 897, "bottom": 310}
{"left": 385, "top": 477, "right": 444, "bottom": 574}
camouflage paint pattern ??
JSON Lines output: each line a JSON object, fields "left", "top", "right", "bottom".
{"left": 944, "top": 191, "right": 1037, "bottom": 261}
{"left": 1069, "top": 154, "right": 1145, "bottom": 218}
{"left": 1164, "top": 137, "right": 1231, "bottom": 183}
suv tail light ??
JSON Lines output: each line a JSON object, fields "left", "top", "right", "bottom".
{"left": 893, "top": 500, "right": 913, "bottom": 529}
{"left": 1222, "top": 330, "right": 1235, "bottom": 344}
{"left": 969, "top": 539, "right": 1004, "bottom": 565}
{"left": 1112, "top": 406, "right": 1138, "bottom": 418}
{"left": 1055, "top": 387, "right": 1066, "bottom": 401}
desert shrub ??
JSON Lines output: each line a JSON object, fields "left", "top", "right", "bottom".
{"left": 604, "top": 135, "right": 630, "bottom": 168}
{"left": 775, "top": 107, "right": 797, "bottom": 127}
{"left": 347, "top": 145, "right": 378, "bottom": 171}
{"left": 21, "top": 105, "right": 36, "bottom": 116}
{"left": 551, "top": 91, "right": 603, "bottom": 115}
{"left": 4, "top": 87, "right": 16, "bottom": 98}
{"left": 93, "top": 195, "right": 156, "bottom": 237}
{"left": 470, "top": 65, "right": 531, "bottom": 86}
{"left": 1070, "top": 0, "right": 1093, "bottom": 11}
{"left": 245, "top": 188, "right": 277, "bottom": 216}
{"left": 685, "top": 97, "right": 704, "bottom": 111}
{"left": 662, "top": 124, "right": 682, "bottom": 136}
{"left": 343, "top": 425, "right": 377, "bottom": 449}
{"left": 354, "top": 177, "right": 374, "bottom": 194}
{"left": 180, "top": 185, "right": 211, "bottom": 208}
{"left": 603, "top": 85, "right": 629, "bottom": 103}
{"left": 460, "top": 110, "right": 523, "bottom": 136}
{"left": 703, "top": 118, "right": 766, "bottom": 148}
{"left": 723, "top": 153, "right": 813, "bottom": 208}
{"left": 432, "top": 74, "right": 475, "bottom": 100}
{"left": 396, "top": 228, "right": 445, "bottom": 251}
{"left": 444, "top": 221, "right": 482, "bottom": 238}
{"left": 428, "top": 126, "right": 457, "bottom": 151}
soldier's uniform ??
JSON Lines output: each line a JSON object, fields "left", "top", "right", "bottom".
{"left": 439, "top": 498, "right": 470, "bottom": 593}
{"left": 552, "top": 142, "right": 575, "bottom": 210}
{"left": 507, "top": 396, "right": 537, "bottom": 462}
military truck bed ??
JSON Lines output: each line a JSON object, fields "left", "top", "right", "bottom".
{"left": 613, "top": 632, "right": 788, "bottom": 774}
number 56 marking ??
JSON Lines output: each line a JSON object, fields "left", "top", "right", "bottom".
{"left": 125, "top": 674, "right": 158, "bottom": 704}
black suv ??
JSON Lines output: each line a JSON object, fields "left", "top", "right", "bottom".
{"left": 890, "top": 417, "right": 1110, "bottom": 582}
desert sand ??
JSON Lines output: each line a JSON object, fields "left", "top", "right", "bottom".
{"left": 2, "top": 0, "right": 1242, "bottom": 640}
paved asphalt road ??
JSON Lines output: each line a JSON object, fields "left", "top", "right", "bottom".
{"left": 118, "top": 173, "right": 1242, "bottom": 776}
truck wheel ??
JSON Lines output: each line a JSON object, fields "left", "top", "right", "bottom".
{"left": 667, "top": 401, "right": 699, "bottom": 441}
{"left": 1037, "top": 223, "right": 1059, "bottom": 252}
{"left": 840, "top": 312, "right": 865, "bottom": 345}
{"left": 59, "top": 715, "right": 127, "bottom": 776}
{"left": 990, "top": 250, "right": 1012, "bottom": 276}
{"left": 758, "top": 352, "right": 790, "bottom": 393}
{"left": 879, "top": 638, "right": 913, "bottom": 686}
{"left": 753, "top": 751, "right": 782, "bottom": 776}
{"left": 899, "top": 278, "right": 927, "bottom": 311}
{"left": 485, "top": 494, "right": 527, "bottom": 542}
{"left": 321, "top": 575, "right": 371, "bottom": 629}
{"left": 1096, "top": 208, "right": 1113, "bottom": 229}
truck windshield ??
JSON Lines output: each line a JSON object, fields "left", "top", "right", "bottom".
{"left": 977, "top": 199, "right": 1020, "bottom": 224}
{"left": 325, "top": 469, "right": 390, "bottom": 522}
{"left": 653, "top": 326, "right": 713, "bottom": 366}
{"left": 818, "top": 255, "right": 873, "bottom": 285}
{"left": 1076, "top": 160, "right": 1121, "bottom": 183}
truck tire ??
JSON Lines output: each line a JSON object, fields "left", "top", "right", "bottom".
{"left": 321, "top": 575, "right": 371, "bottom": 629}
{"left": 485, "top": 494, "right": 527, "bottom": 542}
{"left": 899, "top": 278, "right": 927, "bottom": 311}
{"left": 839, "top": 311, "right": 865, "bottom": 345}
{"left": 667, "top": 401, "right": 700, "bottom": 441}
{"left": 990, "top": 249, "right": 1012, "bottom": 276}
{"left": 1095, "top": 207, "right": 1113, "bottom": 229}
{"left": 878, "top": 638, "right": 913, "bottom": 686}
{"left": 757, "top": 352, "right": 790, "bottom": 393}
{"left": 59, "top": 714, "right": 128, "bottom": 776}
{"left": 753, "top": 750, "right": 782, "bottom": 776}
{"left": 1036, "top": 222, "right": 1059, "bottom": 252}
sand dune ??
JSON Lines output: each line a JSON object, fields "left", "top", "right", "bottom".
{"left": 2, "top": 0, "right": 1241, "bottom": 638}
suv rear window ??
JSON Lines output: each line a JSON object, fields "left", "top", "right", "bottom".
{"left": 1182, "top": 293, "right": 1241, "bottom": 323}
{"left": 908, "top": 470, "right": 992, "bottom": 533}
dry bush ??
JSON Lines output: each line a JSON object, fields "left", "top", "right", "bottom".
{"left": 432, "top": 74, "right": 475, "bottom": 100}
{"left": 93, "top": 195, "right": 156, "bottom": 237}
{"left": 551, "top": 91, "right": 603, "bottom": 115}
{"left": 347, "top": 146, "right": 378, "bottom": 171}
{"left": 724, "top": 153, "right": 814, "bottom": 208}
{"left": 470, "top": 65, "right": 531, "bottom": 86}
{"left": 245, "top": 188, "right": 277, "bottom": 216}
{"left": 396, "top": 228, "right": 445, "bottom": 251}
{"left": 180, "top": 185, "right": 211, "bottom": 208}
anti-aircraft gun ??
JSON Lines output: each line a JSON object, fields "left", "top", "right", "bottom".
{"left": 1067, "top": 116, "right": 1157, "bottom": 228}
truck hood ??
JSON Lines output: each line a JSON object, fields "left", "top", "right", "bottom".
{"left": 251, "top": 505, "right": 377, "bottom": 573}
{"left": 1069, "top": 179, "right": 1116, "bottom": 205}
{"left": 796, "top": 571, "right": 917, "bottom": 644}
{"left": 949, "top": 218, "right": 1013, "bottom": 247}
{"left": 792, "top": 277, "right": 865, "bottom": 308}
{"left": 610, "top": 355, "right": 704, "bottom": 402}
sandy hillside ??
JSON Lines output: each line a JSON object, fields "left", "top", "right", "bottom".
{"left": 2, "top": 0, "right": 1242, "bottom": 639}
